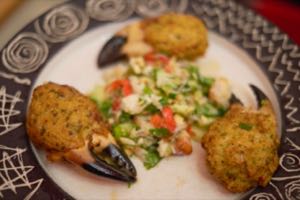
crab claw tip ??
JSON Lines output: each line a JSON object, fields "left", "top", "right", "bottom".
{"left": 82, "top": 161, "right": 136, "bottom": 183}
{"left": 103, "top": 144, "right": 137, "bottom": 177}
{"left": 84, "top": 143, "right": 137, "bottom": 183}
{"left": 249, "top": 84, "right": 269, "bottom": 107}
{"left": 97, "top": 35, "right": 127, "bottom": 67}
{"left": 229, "top": 93, "right": 242, "bottom": 105}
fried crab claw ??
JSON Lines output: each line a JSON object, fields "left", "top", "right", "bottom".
{"left": 26, "top": 82, "right": 136, "bottom": 182}
{"left": 97, "top": 13, "right": 208, "bottom": 67}
{"left": 202, "top": 84, "right": 279, "bottom": 193}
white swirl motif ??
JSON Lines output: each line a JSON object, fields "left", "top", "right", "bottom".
{"left": 249, "top": 193, "right": 276, "bottom": 200}
{"left": 136, "top": 0, "right": 188, "bottom": 17}
{"left": 2, "top": 32, "right": 48, "bottom": 74}
{"left": 35, "top": 4, "right": 89, "bottom": 43}
{"left": 280, "top": 153, "right": 300, "bottom": 172}
{"left": 286, "top": 179, "right": 300, "bottom": 200}
{"left": 86, "top": 0, "right": 136, "bottom": 21}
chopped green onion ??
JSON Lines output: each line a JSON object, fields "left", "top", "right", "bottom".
{"left": 168, "top": 93, "right": 176, "bottom": 99}
{"left": 239, "top": 123, "right": 253, "bottom": 131}
{"left": 159, "top": 96, "right": 169, "bottom": 106}
{"left": 143, "top": 86, "right": 152, "bottom": 95}
{"left": 195, "top": 103, "right": 221, "bottom": 117}
{"left": 145, "top": 104, "right": 160, "bottom": 114}
{"left": 93, "top": 99, "right": 112, "bottom": 118}
{"left": 112, "top": 123, "right": 134, "bottom": 138}
{"left": 186, "top": 65, "right": 200, "bottom": 80}
{"left": 119, "top": 111, "right": 132, "bottom": 123}
{"left": 144, "top": 149, "right": 161, "bottom": 169}
{"left": 151, "top": 68, "right": 159, "bottom": 81}
{"left": 150, "top": 128, "right": 170, "bottom": 138}
{"left": 199, "top": 76, "right": 215, "bottom": 87}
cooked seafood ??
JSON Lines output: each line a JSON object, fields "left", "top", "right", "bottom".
{"left": 201, "top": 85, "right": 279, "bottom": 193}
{"left": 98, "top": 13, "right": 208, "bottom": 66}
{"left": 90, "top": 55, "right": 232, "bottom": 169}
{"left": 26, "top": 82, "right": 136, "bottom": 182}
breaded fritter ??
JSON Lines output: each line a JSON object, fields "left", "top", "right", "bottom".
{"left": 143, "top": 13, "right": 208, "bottom": 59}
{"left": 26, "top": 82, "right": 110, "bottom": 155}
{"left": 201, "top": 102, "right": 279, "bottom": 193}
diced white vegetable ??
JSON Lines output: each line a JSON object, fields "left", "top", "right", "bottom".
{"left": 209, "top": 78, "right": 231, "bottom": 108}
{"left": 197, "top": 115, "right": 215, "bottom": 127}
{"left": 156, "top": 70, "right": 178, "bottom": 93}
{"left": 172, "top": 103, "right": 194, "bottom": 117}
{"left": 134, "top": 147, "right": 147, "bottom": 161}
{"left": 121, "top": 94, "right": 145, "bottom": 114}
{"left": 156, "top": 70, "right": 172, "bottom": 87}
{"left": 149, "top": 94, "right": 162, "bottom": 110}
{"left": 120, "top": 137, "right": 136, "bottom": 146}
{"left": 158, "top": 140, "right": 173, "bottom": 157}
{"left": 190, "top": 126, "right": 206, "bottom": 142}
{"left": 129, "top": 57, "right": 145, "bottom": 74}
{"left": 89, "top": 85, "right": 107, "bottom": 102}
{"left": 137, "top": 138, "right": 144, "bottom": 145}
{"left": 174, "top": 114, "right": 187, "bottom": 132}
{"left": 134, "top": 116, "right": 153, "bottom": 133}
{"left": 129, "top": 76, "right": 145, "bottom": 94}
{"left": 194, "top": 91, "right": 208, "bottom": 105}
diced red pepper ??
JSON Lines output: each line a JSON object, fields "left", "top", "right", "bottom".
{"left": 150, "top": 107, "right": 176, "bottom": 133}
{"left": 144, "top": 53, "right": 169, "bottom": 65}
{"left": 164, "top": 63, "right": 173, "bottom": 73}
{"left": 112, "top": 98, "right": 121, "bottom": 111}
{"left": 107, "top": 79, "right": 133, "bottom": 96}
{"left": 150, "top": 114, "right": 163, "bottom": 128}
{"left": 121, "top": 79, "right": 133, "bottom": 96}
{"left": 186, "top": 125, "right": 195, "bottom": 137}
{"left": 162, "top": 107, "right": 176, "bottom": 132}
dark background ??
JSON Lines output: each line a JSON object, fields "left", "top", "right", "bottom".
{"left": 241, "top": 0, "right": 300, "bottom": 45}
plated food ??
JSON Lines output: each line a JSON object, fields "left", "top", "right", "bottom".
{"left": 90, "top": 55, "right": 231, "bottom": 169}
{"left": 26, "top": 82, "right": 136, "bottom": 182}
{"left": 97, "top": 13, "right": 208, "bottom": 66}
{"left": 202, "top": 85, "right": 279, "bottom": 192}
{"left": 25, "top": 12, "right": 280, "bottom": 195}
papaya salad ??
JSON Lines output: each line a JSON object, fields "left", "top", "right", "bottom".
{"left": 90, "top": 53, "right": 233, "bottom": 169}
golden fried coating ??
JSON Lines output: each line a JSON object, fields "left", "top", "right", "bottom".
{"left": 143, "top": 13, "right": 208, "bottom": 59}
{"left": 201, "top": 102, "right": 279, "bottom": 193}
{"left": 26, "top": 82, "right": 110, "bottom": 154}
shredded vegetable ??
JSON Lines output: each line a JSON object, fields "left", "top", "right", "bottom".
{"left": 90, "top": 54, "right": 232, "bottom": 169}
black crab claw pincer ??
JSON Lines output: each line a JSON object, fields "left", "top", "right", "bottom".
{"left": 81, "top": 143, "right": 136, "bottom": 183}
{"left": 249, "top": 84, "right": 269, "bottom": 108}
{"left": 97, "top": 36, "right": 127, "bottom": 67}
{"left": 229, "top": 84, "right": 271, "bottom": 108}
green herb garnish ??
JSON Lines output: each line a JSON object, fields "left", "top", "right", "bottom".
{"left": 145, "top": 104, "right": 160, "bottom": 114}
{"left": 112, "top": 123, "right": 134, "bottom": 138}
{"left": 143, "top": 86, "right": 152, "bottom": 95}
{"left": 150, "top": 128, "right": 170, "bottom": 138}
{"left": 195, "top": 103, "right": 221, "bottom": 117}
{"left": 119, "top": 111, "right": 132, "bottom": 123}
{"left": 159, "top": 96, "right": 169, "bottom": 106}
{"left": 144, "top": 149, "right": 161, "bottom": 169}
{"left": 96, "top": 99, "right": 112, "bottom": 118}
{"left": 239, "top": 123, "right": 253, "bottom": 131}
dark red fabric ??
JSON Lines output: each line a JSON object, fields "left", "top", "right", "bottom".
{"left": 251, "top": 0, "right": 300, "bottom": 45}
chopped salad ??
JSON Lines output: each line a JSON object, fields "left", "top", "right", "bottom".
{"left": 90, "top": 53, "right": 232, "bottom": 169}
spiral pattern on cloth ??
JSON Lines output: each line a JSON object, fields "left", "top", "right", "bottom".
{"left": 249, "top": 193, "right": 276, "bottom": 200}
{"left": 34, "top": 5, "right": 89, "bottom": 43}
{"left": 86, "top": 0, "right": 136, "bottom": 21}
{"left": 285, "top": 179, "right": 300, "bottom": 200}
{"left": 136, "top": 0, "right": 188, "bottom": 17}
{"left": 1, "top": 32, "right": 48, "bottom": 74}
{"left": 280, "top": 153, "right": 300, "bottom": 172}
